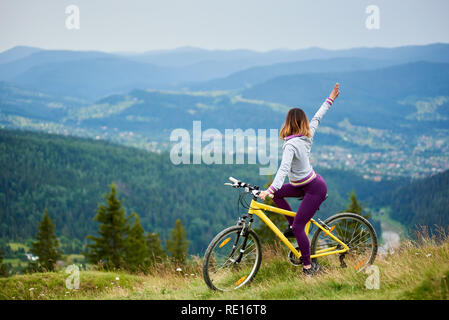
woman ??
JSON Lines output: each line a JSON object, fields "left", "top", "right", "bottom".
{"left": 259, "top": 83, "right": 340, "bottom": 276}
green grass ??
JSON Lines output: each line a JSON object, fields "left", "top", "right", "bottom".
{"left": 1, "top": 235, "right": 448, "bottom": 300}
{"left": 64, "top": 254, "right": 85, "bottom": 265}
{"left": 7, "top": 242, "right": 29, "bottom": 251}
{"left": 3, "top": 258, "right": 27, "bottom": 268}
{"left": 0, "top": 270, "right": 141, "bottom": 300}
{"left": 402, "top": 269, "right": 449, "bottom": 299}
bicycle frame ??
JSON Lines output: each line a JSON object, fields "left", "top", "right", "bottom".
{"left": 247, "top": 199, "right": 350, "bottom": 259}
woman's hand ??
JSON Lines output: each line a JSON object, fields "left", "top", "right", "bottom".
{"left": 259, "top": 190, "right": 273, "bottom": 201}
{"left": 329, "top": 82, "right": 340, "bottom": 101}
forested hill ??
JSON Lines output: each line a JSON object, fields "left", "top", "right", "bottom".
{"left": 0, "top": 128, "right": 266, "bottom": 253}
{"left": 385, "top": 169, "right": 449, "bottom": 230}
{"left": 0, "top": 128, "right": 394, "bottom": 254}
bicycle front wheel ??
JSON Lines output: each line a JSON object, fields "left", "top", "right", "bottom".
{"left": 202, "top": 225, "right": 262, "bottom": 291}
{"left": 310, "top": 213, "right": 378, "bottom": 271}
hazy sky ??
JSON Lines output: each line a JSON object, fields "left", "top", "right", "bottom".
{"left": 1, "top": 0, "right": 449, "bottom": 52}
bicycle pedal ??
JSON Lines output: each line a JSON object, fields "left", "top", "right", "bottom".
{"left": 288, "top": 247, "right": 303, "bottom": 266}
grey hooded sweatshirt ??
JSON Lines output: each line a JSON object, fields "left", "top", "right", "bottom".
{"left": 267, "top": 98, "right": 333, "bottom": 194}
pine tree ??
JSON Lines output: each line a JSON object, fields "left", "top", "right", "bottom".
{"left": 124, "top": 213, "right": 149, "bottom": 272}
{"left": 166, "top": 219, "right": 189, "bottom": 264}
{"left": 146, "top": 232, "right": 166, "bottom": 265}
{"left": 85, "top": 183, "right": 130, "bottom": 270}
{"left": 29, "top": 209, "right": 62, "bottom": 272}
{"left": 337, "top": 191, "right": 373, "bottom": 247}
{"left": 0, "top": 249, "right": 8, "bottom": 277}
{"left": 343, "top": 191, "right": 370, "bottom": 219}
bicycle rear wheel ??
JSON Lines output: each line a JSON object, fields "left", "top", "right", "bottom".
{"left": 310, "top": 213, "right": 378, "bottom": 271}
{"left": 202, "top": 225, "right": 262, "bottom": 291}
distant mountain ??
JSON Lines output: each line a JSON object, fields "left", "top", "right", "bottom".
{"left": 1, "top": 43, "right": 449, "bottom": 101}
{"left": 5, "top": 61, "right": 446, "bottom": 135}
{"left": 0, "top": 49, "right": 113, "bottom": 81}
{"left": 2, "top": 58, "right": 449, "bottom": 152}
{"left": 10, "top": 57, "right": 273, "bottom": 100}
{"left": 0, "top": 81, "right": 287, "bottom": 131}
{"left": 124, "top": 43, "right": 449, "bottom": 67}
{"left": 186, "top": 57, "right": 398, "bottom": 91}
{"left": 70, "top": 89, "right": 290, "bottom": 139}
{"left": 0, "top": 47, "right": 259, "bottom": 95}
{"left": 125, "top": 43, "right": 449, "bottom": 88}
{"left": 242, "top": 61, "right": 449, "bottom": 129}
{"left": 0, "top": 81, "right": 291, "bottom": 145}
{"left": 2, "top": 58, "right": 449, "bottom": 143}
{"left": 301, "top": 43, "right": 449, "bottom": 63}
{"left": 0, "top": 46, "right": 42, "bottom": 65}
{"left": 1, "top": 47, "right": 448, "bottom": 181}
{"left": 0, "top": 81, "right": 86, "bottom": 122}
{"left": 0, "top": 53, "right": 261, "bottom": 100}
{"left": 10, "top": 57, "right": 180, "bottom": 100}
{"left": 124, "top": 47, "right": 270, "bottom": 67}
{"left": 384, "top": 169, "right": 449, "bottom": 230}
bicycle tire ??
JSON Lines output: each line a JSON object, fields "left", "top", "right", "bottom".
{"left": 203, "top": 225, "right": 262, "bottom": 291}
{"left": 310, "top": 212, "right": 378, "bottom": 270}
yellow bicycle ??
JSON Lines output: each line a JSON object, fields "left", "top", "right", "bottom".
{"left": 202, "top": 177, "right": 378, "bottom": 291}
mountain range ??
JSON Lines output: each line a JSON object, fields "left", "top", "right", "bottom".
{"left": 242, "top": 61, "right": 449, "bottom": 129}
{"left": 1, "top": 43, "right": 448, "bottom": 180}
{"left": 1, "top": 43, "right": 449, "bottom": 101}
{"left": 0, "top": 43, "right": 448, "bottom": 255}
{"left": 2, "top": 59, "right": 448, "bottom": 133}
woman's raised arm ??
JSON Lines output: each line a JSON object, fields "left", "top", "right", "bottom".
{"left": 309, "top": 83, "right": 340, "bottom": 138}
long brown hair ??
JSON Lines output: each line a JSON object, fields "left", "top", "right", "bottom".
{"left": 279, "top": 108, "right": 311, "bottom": 139}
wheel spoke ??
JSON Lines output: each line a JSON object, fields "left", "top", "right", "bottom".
{"left": 311, "top": 214, "right": 377, "bottom": 270}
{"left": 204, "top": 228, "right": 261, "bottom": 291}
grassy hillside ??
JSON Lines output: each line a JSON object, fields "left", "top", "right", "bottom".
{"left": 1, "top": 234, "right": 448, "bottom": 300}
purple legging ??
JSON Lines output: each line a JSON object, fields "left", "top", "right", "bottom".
{"left": 272, "top": 174, "right": 327, "bottom": 266}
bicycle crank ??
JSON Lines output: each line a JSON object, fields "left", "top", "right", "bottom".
{"left": 288, "top": 247, "right": 303, "bottom": 266}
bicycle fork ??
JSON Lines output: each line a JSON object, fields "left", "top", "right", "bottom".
{"left": 228, "top": 215, "right": 252, "bottom": 264}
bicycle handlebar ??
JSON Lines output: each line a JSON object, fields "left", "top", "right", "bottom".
{"left": 225, "top": 177, "right": 263, "bottom": 198}
{"left": 229, "top": 177, "right": 239, "bottom": 184}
